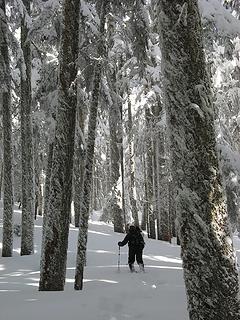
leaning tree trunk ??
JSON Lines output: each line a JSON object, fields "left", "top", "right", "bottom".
{"left": 39, "top": 0, "right": 80, "bottom": 291}
{"left": 1, "top": 0, "right": 13, "bottom": 257}
{"left": 74, "top": 0, "right": 108, "bottom": 291}
{"left": 20, "top": 0, "right": 34, "bottom": 256}
{"left": 158, "top": 1, "right": 240, "bottom": 319}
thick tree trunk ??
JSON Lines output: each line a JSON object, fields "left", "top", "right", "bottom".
{"left": 74, "top": 0, "right": 108, "bottom": 291}
{"left": 1, "top": 0, "right": 14, "bottom": 257}
{"left": 158, "top": 1, "right": 240, "bottom": 319}
{"left": 20, "top": 0, "right": 35, "bottom": 256}
{"left": 39, "top": 0, "right": 80, "bottom": 291}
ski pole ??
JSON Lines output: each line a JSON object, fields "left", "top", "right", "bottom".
{"left": 118, "top": 246, "right": 121, "bottom": 272}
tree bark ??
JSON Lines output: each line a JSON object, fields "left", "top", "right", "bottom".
{"left": 74, "top": 0, "right": 109, "bottom": 291}
{"left": 73, "top": 92, "right": 86, "bottom": 227}
{"left": 145, "top": 107, "right": 155, "bottom": 238}
{"left": 158, "top": 1, "right": 240, "bottom": 318}
{"left": 20, "top": 0, "right": 35, "bottom": 256}
{"left": 0, "top": 162, "right": 3, "bottom": 200}
{"left": 141, "top": 154, "right": 148, "bottom": 231}
{"left": 127, "top": 97, "right": 139, "bottom": 226}
{"left": 39, "top": 0, "right": 80, "bottom": 291}
{"left": 1, "top": 0, "right": 14, "bottom": 257}
{"left": 120, "top": 103, "right": 127, "bottom": 231}
{"left": 107, "top": 70, "right": 124, "bottom": 233}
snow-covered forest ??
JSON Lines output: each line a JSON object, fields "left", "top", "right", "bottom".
{"left": 1, "top": 0, "right": 240, "bottom": 319}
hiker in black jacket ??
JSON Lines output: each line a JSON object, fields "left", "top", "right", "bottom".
{"left": 118, "top": 225, "right": 145, "bottom": 272}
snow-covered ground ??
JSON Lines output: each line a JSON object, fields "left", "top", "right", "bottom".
{"left": 0, "top": 204, "right": 240, "bottom": 320}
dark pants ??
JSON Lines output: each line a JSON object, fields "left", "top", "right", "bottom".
{"left": 128, "top": 246, "right": 143, "bottom": 265}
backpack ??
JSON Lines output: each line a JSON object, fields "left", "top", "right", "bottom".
{"left": 131, "top": 232, "right": 145, "bottom": 247}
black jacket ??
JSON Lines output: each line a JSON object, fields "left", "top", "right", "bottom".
{"left": 119, "top": 230, "right": 145, "bottom": 248}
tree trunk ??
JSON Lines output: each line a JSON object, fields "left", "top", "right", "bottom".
{"left": 33, "top": 125, "right": 40, "bottom": 220}
{"left": 0, "top": 162, "right": 3, "bottom": 200}
{"left": 127, "top": 97, "right": 139, "bottom": 226}
{"left": 145, "top": 108, "right": 155, "bottom": 238}
{"left": 74, "top": 0, "right": 108, "bottom": 291}
{"left": 108, "top": 71, "right": 124, "bottom": 233}
{"left": 109, "top": 99, "right": 124, "bottom": 233}
{"left": 156, "top": 129, "right": 171, "bottom": 242}
{"left": 141, "top": 154, "right": 148, "bottom": 231}
{"left": 158, "top": 1, "right": 240, "bottom": 318}
{"left": 20, "top": 0, "right": 35, "bottom": 256}
{"left": 119, "top": 103, "right": 127, "bottom": 231}
{"left": 39, "top": 0, "right": 80, "bottom": 291}
{"left": 73, "top": 104, "right": 86, "bottom": 228}
{"left": 41, "top": 142, "right": 53, "bottom": 243}
{"left": 1, "top": 0, "right": 14, "bottom": 257}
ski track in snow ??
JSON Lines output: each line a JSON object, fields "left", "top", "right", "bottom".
{"left": 0, "top": 204, "right": 240, "bottom": 320}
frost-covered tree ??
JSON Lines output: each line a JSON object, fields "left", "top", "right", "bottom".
{"left": 158, "top": 1, "right": 240, "bottom": 319}
{"left": 73, "top": 104, "right": 86, "bottom": 228}
{"left": 127, "top": 96, "right": 139, "bottom": 227}
{"left": 1, "top": 0, "right": 14, "bottom": 257}
{"left": 107, "top": 79, "right": 124, "bottom": 232}
{"left": 39, "top": 0, "right": 80, "bottom": 291}
{"left": 20, "top": 0, "right": 35, "bottom": 256}
{"left": 74, "top": 0, "right": 109, "bottom": 291}
{"left": 145, "top": 107, "right": 155, "bottom": 238}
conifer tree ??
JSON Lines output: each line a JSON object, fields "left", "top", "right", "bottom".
{"left": 20, "top": 0, "right": 35, "bottom": 256}
{"left": 74, "top": 0, "right": 109, "bottom": 291}
{"left": 39, "top": 0, "right": 80, "bottom": 291}
{"left": 158, "top": 1, "right": 240, "bottom": 318}
{"left": 1, "top": 0, "right": 14, "bottom": 257}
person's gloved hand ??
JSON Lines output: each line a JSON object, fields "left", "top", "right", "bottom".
{"left": 118, "top": 241, "right": 122, "bottom": 247}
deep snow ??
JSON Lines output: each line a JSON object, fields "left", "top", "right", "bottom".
{"left": 0, "top": 204, "right": 239, "bottom": 320}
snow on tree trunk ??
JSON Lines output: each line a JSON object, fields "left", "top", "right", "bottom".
{"left": 158, "top": 1, "right": 240, "bottom": 318}
{"left": 141, "top": 154, "right": 148, "bottom": 231}
{"left": 73, "top": 105, "right": 85, "bottom": 228}
{"left": 145, "top": 107, "right": 155, "bottom": 238}
{"left": 74, "top": 69, "right": 102, "bottom": 290}
{"left": 119, "top": 103, "right": 127, "bottom": 231}
{"left": 155, "top": 122, "right": 171, "bottom": 242}
{"left": 0, "top": 162, "right": 3, "bottom": 200}
{"left": 33, "top": 124, "right": 43, "bottom": 218}
{"left": 127, "top": 97, "right": 139, "bottom": 226}
{"left": 20, "top": 0, "right": 34, "bottom": 256}
{"left": 39, "top": 0, "right": 80, "bottom": 291}
{"left": 74, "top": 0, "right": 109, "bottom": 291}
{"left": 108, "top": 79, "right": 124, "bottom": 233}
{"left": 41, "top": 142, "right": 53, "bottom": 243}
{"left": 1, "top": 0, "right": 13, "bottom": 257}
